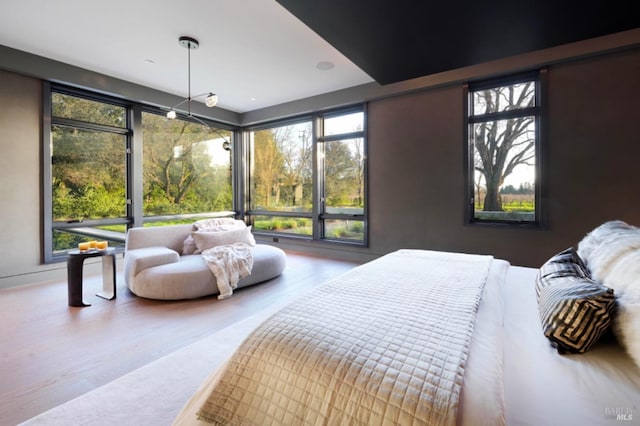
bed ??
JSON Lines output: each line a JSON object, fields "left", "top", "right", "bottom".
{"left": 173, "top": 227, "right": 640, "bottom": 425}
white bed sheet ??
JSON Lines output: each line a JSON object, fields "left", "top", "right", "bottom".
{"left": 458, "top": 258, "right": 509, "bottom": 426}
{"left": 503, "top": 266, "right": 640, "bottom": 426}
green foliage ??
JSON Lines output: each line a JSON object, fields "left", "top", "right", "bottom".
{"left": 53, "top": 183, "right": 125, "bottom": 220}
{"left": 141, "top": 111, "right": 233, "bottom": 216}
{"left": 51, "top": 93, "right": 366, "bottom": 250}
{"left": 253, "top": 217, "right": 312, "bottom": 235}
{"left": 502, "top": 200, "right": 535, "bottom": 213}
{"left": 53, "top": 92, "right": 126, "bottom": 128}
{"left": 324, "top": 140, "right": 364, "bottom": 209}
{"left": 325, "top": 220, "right": 364, "bottom": 241}
{"left": 51, "top": 95, "right": 234, "bottom": 250}
{"left": 53, "top": 230, "right": 83, "bottom": 251}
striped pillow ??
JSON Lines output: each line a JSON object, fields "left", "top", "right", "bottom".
{"left": 535, "top": 247, "right": 589, "bottom": 303}
{"left": 538, "top": 278, "right": 615, "bottom": 354}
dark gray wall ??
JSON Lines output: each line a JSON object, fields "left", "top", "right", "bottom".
{"left": 263, "top": 46, "right": 640, "bottom": 267}
{"left": 363, "top": 48, "right": 640, "bottom": 267}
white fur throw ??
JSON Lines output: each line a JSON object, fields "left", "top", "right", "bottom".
{"left": 577, "top": 220, "right": 640, "bottom": 368}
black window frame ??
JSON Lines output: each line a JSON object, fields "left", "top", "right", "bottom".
{"left": 464, "top": 70, "right": 546, "bottom": 228}
{"left": 317, "top": 106, "right": 367, "bottom": 244}
{"left": 43, "top": 83, "right": 240, "bottom": 264}
{"left": 44, "top": 83, "right": 133, "bottom": 263}
{"left": 138, "top": 107, "right": 238, "bottom": 226}
{"left": 245, "top": 104, "right": 368, "bottom": 246}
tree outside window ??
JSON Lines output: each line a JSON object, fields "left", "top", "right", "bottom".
{"left": 49, "top": 91, "right": 129, "bottom": 257}
{"left": 250, "top": 121, "right": 313, "bottom": 235}
{"left": 468, "top": 74, "right": 541, "bottom": 224}
{"left": 45, "top": 88, "right": 237, "bottom": 262}
{"left": 141, "top": 112, "right": 233, "bottom": 218}
{"left": 248, "top": 108, "right": 367, "bottom": 243}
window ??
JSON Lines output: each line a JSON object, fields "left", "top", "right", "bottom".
{"left": 141, "top": 111, "right": 233, "bottom": 223}
{"left": 466, "top": 71, "right": 543, "bottom": 225}
{"left": 248, "top": 107, "right": 367, "bottom": 244}
{"left": 45, "top": 88, "right": 130, "bottom": 262}
{"left": 44, "top": 85, "right": 238, "bottom": 263}
{"left": 319, "top": 111, "right": 366, "bottom": 241}
{"left": 249, "top": 119, "right": 313, "bottom": 236}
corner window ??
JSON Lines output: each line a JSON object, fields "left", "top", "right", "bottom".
{"left": 44, "top": 84, "right": 238, "bottom": 263}
{"left": 467, "top": 72, "right": 543, "bottom": 225}
{"left": 247, "top": 106, "right": 367, "bottom": 244}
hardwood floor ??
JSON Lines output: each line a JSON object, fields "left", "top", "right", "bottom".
{"left": 0, "top": 250, "right": 359, "bottom": 425}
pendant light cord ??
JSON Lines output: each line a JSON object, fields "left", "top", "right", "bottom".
{"left": 187, "top": 43, "right": 192, "bottom": 116}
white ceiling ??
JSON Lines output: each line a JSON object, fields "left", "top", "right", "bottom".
{"left": 0, "top": 0, "right": 373, "bottom": 113}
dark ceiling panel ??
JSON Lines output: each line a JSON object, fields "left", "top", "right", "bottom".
{"left": 276, "top": 0, "right": 640, "bottom": 85}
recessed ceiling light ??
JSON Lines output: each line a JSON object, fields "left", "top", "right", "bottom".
{"left": 316, "top": 61, "right": 335, "bottom": 71}
{"left": 250, "top": 97, "right": 256, "bottom": 101}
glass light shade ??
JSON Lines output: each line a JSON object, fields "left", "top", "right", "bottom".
{"left": 166, "top": 110, "right": 177, "bottom": 119}
{"left": 205, "top": 93, "right": 218, "bottom": 108}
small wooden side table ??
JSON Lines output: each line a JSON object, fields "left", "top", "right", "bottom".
{"left": 67, "top": 247, "right": 116, "bottom": 307}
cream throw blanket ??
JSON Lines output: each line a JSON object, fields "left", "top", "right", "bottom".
{"left": 201, "top": 243, "right": 253, "bottom": 300}
{"left": 192, "top": 249, "right": 493, "bottom": 425}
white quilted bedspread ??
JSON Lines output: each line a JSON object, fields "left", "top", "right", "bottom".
{"left": 195, "top": 249, "right": 493, "bottom": 425}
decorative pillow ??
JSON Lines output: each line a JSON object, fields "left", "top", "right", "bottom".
{"left": 184, "top": 219, "right": 247, "bottom": 254}
{"left": 193, "top": 217, "right": 239, "bottom": 231}
{"left": 535, "top": 247, "right": 590, "bottom": 303}
{"left": 538, "top": 278, "right": 615, "bottom": 354}
{"left": 192, "top": 226, "right": 255, "bottom": 253}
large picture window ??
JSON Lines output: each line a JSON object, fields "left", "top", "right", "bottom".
{"left": 44, "top": 85, "right": 238, "bottom": 263}
{"left": 141, "top": 111, "right": 233, "bottom": 221}
{"left": 248, "top": 107, "right": 367, "bottom": 244}
{"left": 46, "top": 89, "right": 130, "bottom": 261}
{"left": 249, "top": 120, "right": 313, "bottom": 235}
{"left": 467, "top": 72, "right": 543, "bottom": 225}
{"left": 44, "top": 84, "right": 362, "bottom": 262}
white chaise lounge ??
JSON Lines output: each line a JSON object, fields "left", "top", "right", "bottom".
{"left": 124, "top": 224, "right": 286, "bottom": 300}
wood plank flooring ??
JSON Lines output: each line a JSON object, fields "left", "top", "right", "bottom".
{"left": 0, "top": 250, "right": 359, "bottom": 425}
